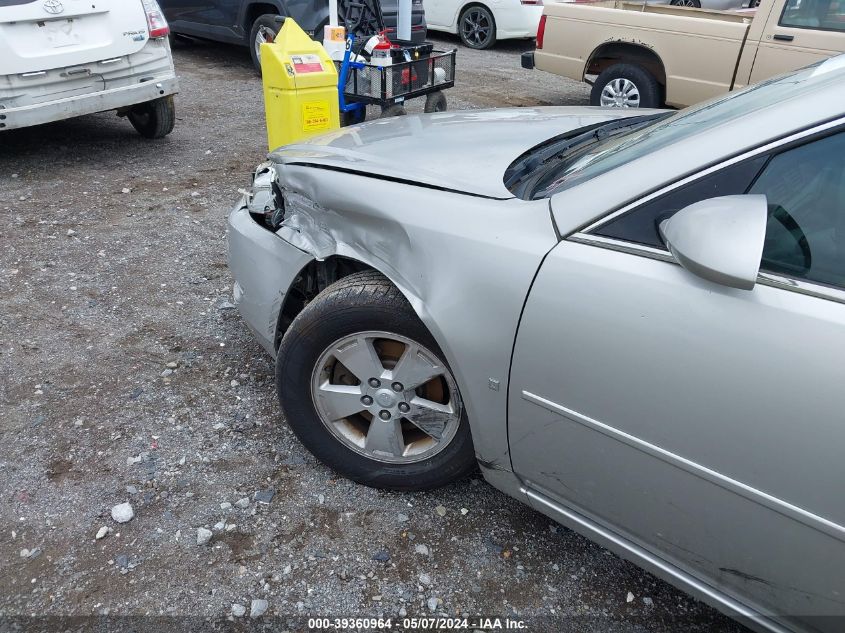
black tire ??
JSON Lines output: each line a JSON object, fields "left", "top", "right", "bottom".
{"left": 459, "top": 4, "right": 496, "bottom": 50}
{"left": 380, "top": 104, "right": 407, "bottom": 118}
{"left": 249, "top": 14, "right": 281, "bottom": 75}
{"left": 424, "top": 91, "right": 447, "bottom": 113}
{"left": 275, "top": 270, "right": 477, "bottom": 490}
{"left": 590, "top": 63, "right": 661, "bottom": 109}
{"left": 128, "top": 96, "right": 176, "bottom": 139}
{"left": 670, "top": 0, "right": 702, "bottom": 6}
{"left": 341, "top": 106, "right": 367, "bottom": 127}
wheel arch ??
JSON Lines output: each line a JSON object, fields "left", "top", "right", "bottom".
{"left": 274, "top": 256, "right": 430, "bottom": 354}
{"left": 240, "top": 1, "right": 285, "bottom": 37}
{"left": 584, "top": 42, "right": 667, "bottom": 87}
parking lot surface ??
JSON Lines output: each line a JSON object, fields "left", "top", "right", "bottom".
{"left": 1, "top": 35, "right": 745, "bottom": 632}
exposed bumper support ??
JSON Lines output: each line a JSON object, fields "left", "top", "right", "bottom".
{"left": 0, "top": 76, "right": 179, "bottom": 131}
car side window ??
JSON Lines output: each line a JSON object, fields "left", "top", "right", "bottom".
{"left": 593, "top": 155, "right": 768, "bottom": 249}
{"left": 779, "top": 0, "right": 845, "bottom": 32}
{"left": 752, "top": 131, "right": 845, "bottom": 290}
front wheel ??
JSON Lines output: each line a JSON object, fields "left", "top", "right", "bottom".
{"left": 249, "top": 14, "right": 281, "bottom": 74}
{"left": 275, "top": 271, "right": 477, "bottom": 490}
{"left": 670, "top": 0, "right": 702, "bottom": 6}
{"left": 128, "top": 96, "right": 176, "bottom": 139}
{"left": 459, "top": 4, "right": 496, "bottom": 49}
{"left": 590, "top": 63, "right": 661, "bottom": 109}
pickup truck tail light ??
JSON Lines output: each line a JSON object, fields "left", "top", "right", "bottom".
{"left": 142, "top": 0, "right": 170, "bottom": 39}
{"left": 520, "top": 0, "right": 544, "bottom": 4}
{"left": 536, "top": 15, "right": 546, "bottom": 49}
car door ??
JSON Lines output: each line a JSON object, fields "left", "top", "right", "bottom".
{"left": 508, "top": 125, "right": 845, "bottom": 630}
{"left": 423, "top": 0, "right": 456, "bottom": 30}
{"left": 747, "top": 0, "right": 845, "bottom": 85}
{"left": 159, "top": 0, "right": 242, "bottom": 39}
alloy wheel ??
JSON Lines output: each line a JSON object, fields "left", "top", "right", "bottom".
{"left": 310, "top": 331, "right": 462, "bottom": 464}
{"left": 255, "top": 27, "right": 274, "bottom": 64}
{"left": 461, "top": 8, "right": 493, "bottom": 48}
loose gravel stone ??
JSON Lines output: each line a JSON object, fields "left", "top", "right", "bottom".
{"left": 250, "top": 599, "right": 268, "bottom": 618}
{"left": 231, "top": 603, "right": 246, "bottom": 617}
{"left": 196, "top": 528, "right": 213, "bottom": 546}
{"left": 110, "top": 502, "right": 134, "bottom": 524}
{"left": 254, "top": 489, "right": 275, "bottom": 504}
{"left": 234, "top": 497, "right": 250, "bottom": 509}
{"left": 95, "top": 527, "right": 109, "bottom": 540}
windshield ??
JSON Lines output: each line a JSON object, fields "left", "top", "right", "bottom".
{"left": 526, "top": 58, "right": 843, "bottom": 200}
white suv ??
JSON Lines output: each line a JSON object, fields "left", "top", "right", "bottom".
{"left": 0, "top": 0, "right": 179, "bottom": 138}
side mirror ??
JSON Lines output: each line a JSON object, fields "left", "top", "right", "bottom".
{"left": 659, "top": 195, "right": 767, "bottom": 291}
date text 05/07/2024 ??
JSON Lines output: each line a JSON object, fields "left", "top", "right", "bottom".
{"left": 308, "top": 617, "right": 529, "bottom": 630}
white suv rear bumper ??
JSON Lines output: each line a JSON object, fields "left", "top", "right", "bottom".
{"left": 0, "top": 74, "right": 178, "bottom": 131}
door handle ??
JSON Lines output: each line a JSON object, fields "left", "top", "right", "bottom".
{"left": 773, "top": 33, "right": 795, "bottom": 41}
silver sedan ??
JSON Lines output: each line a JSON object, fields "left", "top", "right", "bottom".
{"left": 228, "top": 58, "right": 845, "bottom": 633}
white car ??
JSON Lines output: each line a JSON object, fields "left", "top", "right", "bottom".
{"left": 425, "top": 0, "right": 543, "bottom": 49}
{"left": 0, "top": 0, "right": 179, "bottom": 138}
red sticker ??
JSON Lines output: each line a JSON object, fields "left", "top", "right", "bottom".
{"left": 291, "top": 54, "right": 324, "bottom": 74}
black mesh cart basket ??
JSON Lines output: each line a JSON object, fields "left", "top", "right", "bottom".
{"left": 337, "top": 48, "right": 457, "bottom": 120}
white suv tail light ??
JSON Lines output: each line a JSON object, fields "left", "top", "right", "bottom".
{"left": 142, "top": 0, "right": 170, "bottom": 39}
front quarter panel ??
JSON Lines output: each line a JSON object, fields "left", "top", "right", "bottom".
{"left": 274, "top": 163, "right": 559, "bottom": 470}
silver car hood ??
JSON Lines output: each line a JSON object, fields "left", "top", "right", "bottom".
{"left": 269, "top": 108, "right": 639, "bottom": 199}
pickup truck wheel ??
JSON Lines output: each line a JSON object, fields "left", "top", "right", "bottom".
{"left": 276, "top": 270, "right": 477, "bottom": 491}
{"left": 591, "top": 64, "right": 661, "bottom": 108}
{"left": 128, "top": 96, "right": 176, "bottom": 139}
{"left": 459, "top": 5, "right": 496, "bottom": 49}
{"left": 249, "top": 14, "right": 281, "bottom": 75}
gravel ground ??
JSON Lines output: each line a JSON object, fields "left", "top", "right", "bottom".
{"left": 0, "top": 34, "right": 746, "bottom": 633}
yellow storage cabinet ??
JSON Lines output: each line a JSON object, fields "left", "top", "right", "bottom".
{"left": 261, "top": 19, "right": 340, "bottom": 151}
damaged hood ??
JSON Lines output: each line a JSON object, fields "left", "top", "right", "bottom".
{"left": 269, "top": 108, "right": 643, "bottom": 199}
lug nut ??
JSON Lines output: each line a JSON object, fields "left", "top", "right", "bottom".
{"left": 379, "top": 410, "right": 391, "bottom": 420}
{"left": 361, "top": 395, "right": 373, "bottom": 406}
{"left": 398, "top": 402, "right": 410, "bottom": 413}
{"left": 368, "top": 378, "right": 381, "bottom": 388}
{"left": 391, "top": 382, "right": 403, "bottom": 392}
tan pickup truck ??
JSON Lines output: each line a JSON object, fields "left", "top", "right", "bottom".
{"left": 522, "top": 0, "right": 845, "bottom": 108}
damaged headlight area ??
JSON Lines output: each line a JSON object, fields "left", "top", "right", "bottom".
{"left": 240, "top": 162, "right": 338, "bottom": 260}
{"left": 243, "top": 161, "right": 286, "bottom": 231}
